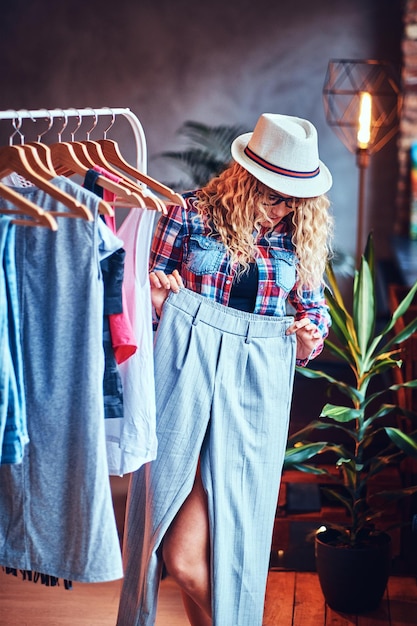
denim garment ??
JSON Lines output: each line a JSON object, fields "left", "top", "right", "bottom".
{"left": 0, "top": 178, "right": 123, "bottom": 583}
{"left": 149, "top": 194, "right": 331, "bottom": 365}
{"left": 83, "top": 169, "right": 124, "bottom": 419}
{"left": 0, "top": 216, "right": 27, "bottom": 465}
{"left": 117, "top": 288, "right": 296, "bottom": 626}
{"left": 102, "top": 316, "right": 124, "bottom": 418}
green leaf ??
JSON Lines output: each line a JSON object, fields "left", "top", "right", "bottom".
{"left": 390, "top": 379, "right": 417, "bottom": 391}
{"left": 324, "top": 338, "right": 357, "bottom": 367}
{"left": 324, "top": 340, "right": 349, "bottom": 361}
{"left": 362, "top": 388, "right": 395, "bottom": 410}
{"left": 286, "top": 420, "right": 337, "bottom": 446}
{"left": 396, "top": 407, "right": 417, "bottom": 421}
{"left": 325, "top": 288, "right": 358, "bottom": 353}
{"left": 388, "top": 278, "right": 417, "bottom": 323}
{"left": 363, "top": 233, "right": 376, "bottom": 276}
{"left": 320, "top": 403, "right": 362, "bottom": 423}
{"left": 383, "top": 316, "right": 417, "bottom": 352}
{"left": 282, "top": 462, "right": 331, "bottom": 475}
{"left": 364, "top": 351, "right": 401, "bottom": 371}
{"left": 377, "top": 280, "right": 417, "bottom": 340}
{"left": 294, "top": 365, "right": 326, "bottom": 380}
{"left": 295, "top": 366, "right": 345, "bottom": 387}
{"left": 384, "top": 427, "right": 417, "bottom": 458}
{"left": 364, "top": 358, "right": 403, "bottom": 382}
{"left": 289, "top": 422, "right": 355, "bottom": 441}
{"left": 284, "top": 442, "right": 328, "bottom": 464}
{"left": 296, "top": 366, "right": 362, "bottom": 403}
{"left": 321, "top": 443, "right": 353, "bottom": 457}
{"left": 353, "top": 256, "right": 375, "bottom": 356}
{"left": 321, "top": 487, "right": 353, "bottom": 514}
{"left": 337, "top": 459, "right": 358, "bottom": 490}
{"left": 325, "top": 262, "right": 348, "bottom": 310}
{"left": 362, "top": 404, "right": 396, "bottom": 431}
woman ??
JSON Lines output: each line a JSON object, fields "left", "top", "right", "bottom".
{"left": 117, "top": 113, "right": 333, "bottom": 626}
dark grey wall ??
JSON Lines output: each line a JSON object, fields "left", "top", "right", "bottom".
{"left": 0, "top": 0, "right": 402, "bottom": 261}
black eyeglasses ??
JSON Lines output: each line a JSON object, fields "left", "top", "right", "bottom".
{"left": 255, "top": 187, "right": 300, "bottom": 209}
{"left": 266, "top": 193, "right": 300, "bottom": 208}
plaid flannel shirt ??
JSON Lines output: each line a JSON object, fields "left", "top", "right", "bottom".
{"left": 149, "top": 192, "right": 331, "bottom": 365}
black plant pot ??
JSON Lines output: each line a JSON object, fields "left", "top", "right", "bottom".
{"left": 315, "top": 529, "right": 391, "bottom": 613}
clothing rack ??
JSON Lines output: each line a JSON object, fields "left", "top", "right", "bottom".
{"left": 0, "top": 107, "right": 147, "bottom": 173}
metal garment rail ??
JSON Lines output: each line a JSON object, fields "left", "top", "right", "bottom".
{"left": 0, "top": 107, "right": 147, "bottom": 173}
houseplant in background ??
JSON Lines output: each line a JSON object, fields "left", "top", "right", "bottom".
{"left": 155, "top": 120, "right": 246, "bottom": 191}
{"left": 284, "top": 234, "right": 417, "bottom": 613}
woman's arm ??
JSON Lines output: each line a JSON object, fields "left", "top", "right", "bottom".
{"left": 149, "top": 203, "right": 188, "bottom": 318}
{"left": 149, "top": 269, "right": 184, "bottom": 318}
{"left": 287, "top": 283, "right": 331, "bottom": 365}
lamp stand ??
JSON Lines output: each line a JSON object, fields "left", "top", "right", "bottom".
{"left": 355, "top": 147, "right": 370, "bottom": 267}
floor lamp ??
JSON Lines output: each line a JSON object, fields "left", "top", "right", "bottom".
{"left": 322, "top": 59, "right": 402, "bottom": 267}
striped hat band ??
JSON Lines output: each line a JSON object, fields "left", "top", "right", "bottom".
{"left": 244, "top": 145, "right": 320, "bottom": 179}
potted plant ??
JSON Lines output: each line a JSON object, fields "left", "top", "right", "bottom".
{"left": 284, "top": 234, "right": 417, "bottom": 613}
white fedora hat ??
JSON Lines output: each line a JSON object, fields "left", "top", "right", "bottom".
{"left": 231, "top": 113, "right": 332, "bottom": 197}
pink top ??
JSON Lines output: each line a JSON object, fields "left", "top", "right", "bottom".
{"left": 94, "top": 165, "right": 137, "bottom": 364}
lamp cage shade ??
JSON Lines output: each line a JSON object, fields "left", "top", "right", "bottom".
{"left": 323, "top": 59, "right": 402, "bottom": 155}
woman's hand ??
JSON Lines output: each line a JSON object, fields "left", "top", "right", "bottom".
{"left": 149, "top": 269, "right": 184, "bottom": 318}
{"left": 286, "top": 317, "right": 322, "bottom": 362}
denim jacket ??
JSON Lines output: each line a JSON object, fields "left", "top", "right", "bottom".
{"left": 149, "top": 192, "right": 331, "bottom": 364}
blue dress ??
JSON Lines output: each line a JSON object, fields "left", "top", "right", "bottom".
{"left": 0, "top": 215, "right": 27, "bottom": 465}
{"left": 0, "top": 177, "right": 123, "bottom": 584}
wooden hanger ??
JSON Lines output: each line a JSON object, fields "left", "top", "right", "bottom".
{"left": 18, "top": 110, "right": 109, "bottom": 217}
{"left": 0, "top": 181, "right": 58, "bottom": 230}
{"left": 54, "top": 110, "right": 166, "bottom": 212}
{"left": 25, "top": 141, "right": 56, "bottom": 173}
{"left": 97, "top": 138, "right": 186, "bottom": 208}
{"left": 46, "top": 108, "right": 138, "bottom": 212}
{"left": 118, "top": 184, "right": 168, "bottom": 214}
{"left": 72, "top": 140, "right": 154, "bottom": 209}
{"left": 49, "top": 140, "right": 147, "bottom": 214}
{"left": 24, "top": 110, "right": 57, "bottom": 174}
{"left": 20, "top": 141, "right": 114, "bottom": 219}
{"left": 64, "top": 110, "right": 151, "bottom": 210}
{"left": 0, "top": 144, "right": 94, "bottom": 222}
{"left": 0, "top": 110, "right": 93, "bottom": 221}
{"left": 78, "top": 139, "right": 167, "bottom": 213}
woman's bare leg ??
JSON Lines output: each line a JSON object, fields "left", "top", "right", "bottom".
{"left": 162, "top": 470, "right": 212, "bottom": 626}
{"left": 180, "top": 591, "right": 212, "bottom": 626}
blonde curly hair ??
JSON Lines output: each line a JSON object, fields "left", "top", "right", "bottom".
{"left": 195, "top": 162, "right": 333, "bottom": 292}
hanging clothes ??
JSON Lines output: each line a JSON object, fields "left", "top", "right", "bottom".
{"left": 0, "top": 216, "right": 28, "bottom": 465}
{"left": 88, "top": 166, "right": 138, "bottom": 365}
{"left": 105, "top": 206, "right": 157, "bottom": 476}
{"left": 0, "top": 176, "right": 123, "bottom": 584}
{"left": 83, "top": 168, "right": 125, "bottom": 420}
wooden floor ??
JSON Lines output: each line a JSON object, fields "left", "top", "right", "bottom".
{"left": 1, "top": 568, "right": 416, "bottom": 625}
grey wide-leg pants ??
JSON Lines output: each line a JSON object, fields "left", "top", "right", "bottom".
{"left": 116, "top": 288, "right": 296, "bottom": 626}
